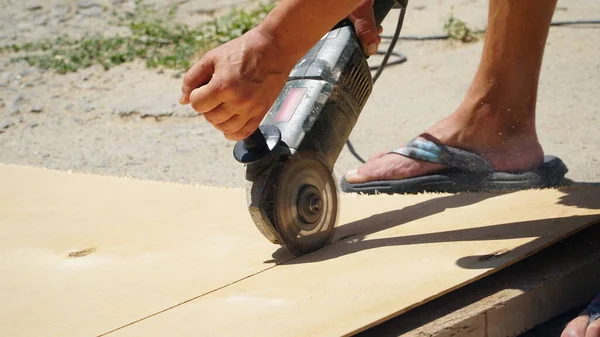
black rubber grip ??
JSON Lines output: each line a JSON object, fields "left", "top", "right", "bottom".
{"left": 244, "top": 128, "right": 268, "bottom": 150}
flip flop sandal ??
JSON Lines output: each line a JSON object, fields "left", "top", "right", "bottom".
{"left": 340, "top": 137, "right": 568, "bottom": 195}
{"left": 587, "top": 293, "right": 600, "bottom": 324}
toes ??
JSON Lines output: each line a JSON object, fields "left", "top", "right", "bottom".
{"left": 587, "top": 319, "right": 600, "bottom": 337}
{"left": 344, "top": 169, "right": 365, "bottom": 184}
{"left": 344, "top": 157, "right": 386, "bottom": 184}
{"left": 344, "top": 151, "right": 446, "bottom": 184}
{"left": 562, "top": 315, "right": 590, "bottom": 337}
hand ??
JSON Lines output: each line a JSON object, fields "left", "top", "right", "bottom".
{"left": 179, "top": 28, "right": 294, "bottom": 141}
{"left": 349, "top": 0, "right": 383, "bottom": 56}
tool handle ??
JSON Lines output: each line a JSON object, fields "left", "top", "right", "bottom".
{"left": 237, "top": 0, "right": 404, "bottom": 159}
{"left": 244, "top": 129, "right": 268, "bottom": 151}
{"left": 373, "top": 0, "right": 398, "bottom": 26}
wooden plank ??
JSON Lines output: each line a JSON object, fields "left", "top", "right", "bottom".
{"left": 0, "top": 164, "right": 295, "bottom": 337}
{"left": 0, "top": 164, "right": 442, "bottom": 337}
{"left": 1, "top": 164, "right": 599, "bottom": 337}
{"left": 106, "top": 187, "right": 600, "bottom": 337}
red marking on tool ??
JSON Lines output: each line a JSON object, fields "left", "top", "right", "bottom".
{"left": 274, "top": 87, "right": 306, "bottom": 122}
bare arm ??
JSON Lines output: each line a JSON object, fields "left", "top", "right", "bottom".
{"left": 178, "top": 0, "right": 379, "bottom": 141}
{"left": 256, "top": 0, "right": 371, "bottom": 63}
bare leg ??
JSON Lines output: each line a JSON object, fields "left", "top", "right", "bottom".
{"left": 345, "top": 0, "right": 557, "bottom": 183}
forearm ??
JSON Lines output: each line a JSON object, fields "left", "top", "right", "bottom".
{"left": 256, "top": 0, "right": 366, "bottom": 64}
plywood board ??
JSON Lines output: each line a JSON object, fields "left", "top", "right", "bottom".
{"left": 1, "top": 164, "right": 599, "bottom": 337}
{"left": 0, "top": 164, "right": 446, "bottom": 337}
{"left": 107, "top": 188, "right": 600, "bottom": 337}
{"left": 0, "top": 164, "right": 294, "bottom": 337}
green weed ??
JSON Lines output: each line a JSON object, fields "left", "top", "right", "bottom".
{"left": 2, "top": 0, "right": 275, "bottom": 74}
{"left": 443, "top": 12, "right": 484, "bottom": 43}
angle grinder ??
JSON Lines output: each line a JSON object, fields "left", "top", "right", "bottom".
{"left": 233, "top": 0, "right": 409, "bottom": 256}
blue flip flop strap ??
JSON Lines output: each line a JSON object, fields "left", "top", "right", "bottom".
{"left": 389, "top": 138, "right": 495, "bottom": 174}
{"left": 588, "top": 293, "right": 600, "bottom": 324}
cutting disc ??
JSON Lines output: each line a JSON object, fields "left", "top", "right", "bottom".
{"left": 273, "top": 153, "right": 338, "bottom": 256}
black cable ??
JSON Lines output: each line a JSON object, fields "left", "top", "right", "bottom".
{"left": 372, "top": 6, "right": 407, "bottom": 83}
{"left": 344, "top": 17, "right": 600, "bottom": 164}
{"left": 369, "top": 50, "right": 407, "bottom": 71}
{"left": 345, "top": 6, "right": 407, "bottom": 164}
{"left": 345, "top": 137, "right": 368, "bottom": 163}
{"left": 550, "top": 19, "right": 600, "bottom": 26}
{"left": 377, "top": 19, "right": 600, "bottom": 42}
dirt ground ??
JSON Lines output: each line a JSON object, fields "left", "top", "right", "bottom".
{"left": 1, "top": 0, "right": 599, "bottom": 188}
{"left": 1, "top": 0, "right": 599, "bottom": 334}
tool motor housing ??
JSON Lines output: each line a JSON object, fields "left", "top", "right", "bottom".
{"left": 233, "top": 0, "right": 402, "bottom": 253}
{"left": 260, "top": 22, "right": 373, "bottom": 168}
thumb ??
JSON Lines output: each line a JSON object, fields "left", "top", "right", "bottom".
{"left": 349, "top": 0, "right": 379, "bottom": 56}
{"left": 179, "top": 53, "right": 215, "bottom": 105}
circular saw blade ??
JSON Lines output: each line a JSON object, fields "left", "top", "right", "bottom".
{"left": 273, "top": 153, "right": 338, "bottom": 256}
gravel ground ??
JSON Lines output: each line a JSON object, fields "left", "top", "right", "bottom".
{"left": 1, "top": 0, "right": 599, "bottom": 334}
{"left": 1, "top": 0, "right": 598, "bottom": 188}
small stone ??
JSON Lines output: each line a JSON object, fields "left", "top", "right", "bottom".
{"left": 31, "top": 16, "right": 49, "bottom": 27}
{"left": 0, "top": 120, "right": 14, "bottom": 133}
{"left": 113, "top": 95, "right": 176, "bottom": 119}
{"left": 10, "top": 95, "right": 24, "bottom": 115}
{"left": 77, "top": 0, "right": 100, "bottom": 9}
{"left": 19, "top": 69, "right": 33, "bottom": 77}
{"left": 17, "top": 22, "right": 33, "bottom": 33}
{"left": 0, "top": 120, "right": 14, "bottom": 129}
{"left": 9, "top": 105, "right": 19, "bottom": 115}
{"left": 30, "top": 106, "right": 43, "bottom": 113}
{"left": 13, "top": 94, "right": 25, "bottom": 104}
{"left": 52, "top": 4, "right": 71, "bottom": 18}
{"left": 79, "top": 6, "right": 103, "bottom": 17}
{"left": 79, "top": 70, "right": 94, "bottom": 81}
{"left": 26, "top": 1, "right": 43, "bottom": 11}
{"left": 65, "top": 103, "right": 74, "bottom": 110}
{"left": 0, "top": 72, "right": 12, "bottom": 87}
{"left": 84, "top": 105, "right": 95, "bottom": 112}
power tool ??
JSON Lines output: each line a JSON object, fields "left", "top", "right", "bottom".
{"left": 233, "top": 0, "right": 409, "bottom": 256}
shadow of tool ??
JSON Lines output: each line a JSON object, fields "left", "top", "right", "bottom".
{"left": 270, "top": 191, "right": 505, "bottom": 262}
{"left": 274, "top": 186, "right": 600, "bottom": 266}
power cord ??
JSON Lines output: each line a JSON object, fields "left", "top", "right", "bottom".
{"left": 345, "top": 17, "right": 600, "bottom": 164}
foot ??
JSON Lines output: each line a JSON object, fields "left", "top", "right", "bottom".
{"left": 561, "top": 294, "right": 600, "bottom": 337}
{"left": 562, "top": 315, "right": 600, "bottom": 337}
{"left": 344, "top": 101, "right": 545, "bottom": 184}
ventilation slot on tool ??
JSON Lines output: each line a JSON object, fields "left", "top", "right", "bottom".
{"left": 341, "top": 52, "right": 373, "bottom": 108}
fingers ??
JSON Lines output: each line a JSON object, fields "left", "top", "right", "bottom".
{"left": 349, "top": 0, "right": 379, "bottom": 55}
{"left": 202, "top": 105, "right": 235, "bottom": 125}
{"left": 189, "top": 80, "right": 224, "bottom": 113}
{"left": 223, "top": 117, "right": 261, "bottom": 141}
{"left": 216, "top": 114, "right": 248, "bottom": 137}
{"left": 203, "top": 106, "right": 259, "bottom": 141}
{"left": 180, "top": 53, "right": 215, "bottom": 105}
